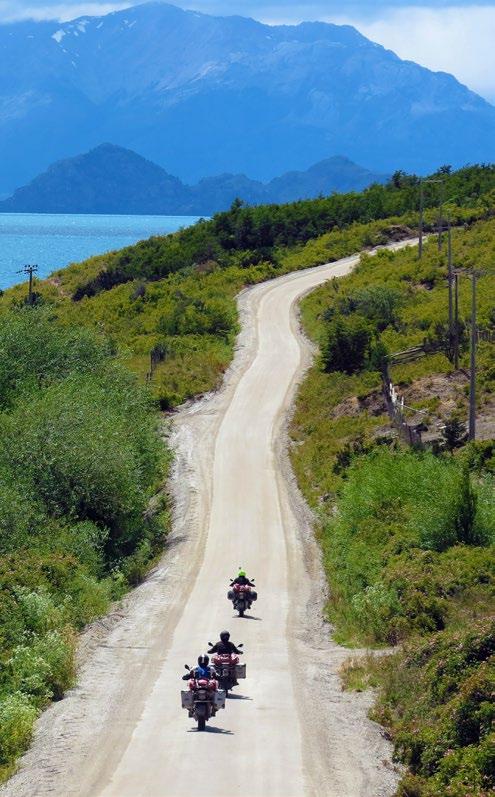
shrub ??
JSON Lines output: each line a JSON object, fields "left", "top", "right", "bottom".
{"left": 0, "top": 371, "right": 161, "bottom": 560}
{"left": 373, "top": 620, "right": 495, "bottom": 796}
{"left": 322, "top": 315, "right": 373, "bottom": 374}
{"left": 442, "top": 415, "right": 467, "bottom": 451}
{"left": 0, "top": 481, "right": 43, "bottom": 555}
{"left": 0, "top": 693, "right": 38, "bottom": 767}
{"left": 0, "top": 307, "right": 111, "bottom": 409}
{"left": 339, "top": 284, "right": 403, "bottom": 330}
{"left": 8, "top": 629, "right": 75, "bottom": 705}
{"left": 322, "top": 450, "right": 495, "bottom": 643}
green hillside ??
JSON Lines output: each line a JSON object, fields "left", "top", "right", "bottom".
{"left": 0, "top": 165, "right": 494, "bottom": 787}
{"left": 3, "top": 165, "right": 495, "bottom": 410}
{"left": 0, "top": 310, "right": 167, "bottom": 778}
{"left": 290, "top": 219, "right": 495, "bottom": 796}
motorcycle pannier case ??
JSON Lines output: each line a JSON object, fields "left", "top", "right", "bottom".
{"left": 213, "top": 689, "right": 226, "bottom": 709}
{"left": 181, "top": 690, "right": 194, "bottom": 709}
{"left": 227, "top": 589, "right": 235, "bottom": 601}
{"left": 235, "top": 663, "right": 247, "bottom": 679}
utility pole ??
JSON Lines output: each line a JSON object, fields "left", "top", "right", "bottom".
{"left": 454, "top": 272, "right": 459, "bottom": 370}
{"left": 438, "top": 181, "right": 445, "bottom": 251}
{"left": 17, "top": 264, "right": 38, "bottom": 304}
{"left": 468, "top": 270, "right": 477, "bottom": 441}
{"left": 418, "top": 179, "right": 425, "bottom": 259}
{"left": 418, "top": 178, "right": 443, "bottom": 259}
{"left": 447, "top": 219, "right": 453, "bottom": 344}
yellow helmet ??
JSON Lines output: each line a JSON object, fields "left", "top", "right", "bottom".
{"left": 238, "top": 568, "right": 246, "bottom": 577}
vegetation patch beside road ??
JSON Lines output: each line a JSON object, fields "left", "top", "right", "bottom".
{"left": 290, "top": 220, "right": 495, "bottom": 796}
{"left": 0, "top": 310, "right": 166, "bottom": 778}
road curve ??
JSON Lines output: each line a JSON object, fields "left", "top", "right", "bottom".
{"left": 1, "top": 245, "right": 414, "bottom": 797}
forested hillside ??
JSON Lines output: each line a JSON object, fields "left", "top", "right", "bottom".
{"left": 0, "top": 145, "right": 386, "bottom": 216}
{"left": 4, "top": 165, "right": 495, "bottom": 410}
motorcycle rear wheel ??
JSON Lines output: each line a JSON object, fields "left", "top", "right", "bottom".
{"left": 197, "top": 716, "right": 206, "bottom": 731}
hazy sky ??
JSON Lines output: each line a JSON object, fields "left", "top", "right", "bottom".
{"left": 2, "top": 0, "right": 494, "bottom": 102}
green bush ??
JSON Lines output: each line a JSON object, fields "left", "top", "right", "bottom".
{"left": 372, "top": 620, "right": 495, "bottom": 797}
{"left": 322, "top": 315, "right": 373, "bottom": 374}
{"left": 8, "top": 630, "right": 75, "bottom": 705}
{"left": 0, "top": 308, "right": 166, "bottom": 779}
{"left": 338, "top": 284, "right": 403, "bottom": 330}
{"left": 0, "top": 307, "right": 111, "bottom": 409}
{"left": 0, "top": 693, "right": 38, "bottom": 768}
{"left": 322, "top": 450, "right": 494, "bottom": 644}
{"left": 0, "top": 370, "right": 161, "bottom": 559}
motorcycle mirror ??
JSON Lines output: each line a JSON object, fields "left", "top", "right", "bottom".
{"left": 208, "top": 642, "right": 213, "bottom": 646}
{"left": 184, "top": 664, "right": 190, "bottom": 670}
{"left": 238, "top": 643, "right": 244, "bottom": 647}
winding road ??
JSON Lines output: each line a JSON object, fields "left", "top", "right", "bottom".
{"left": 2, "top": 245, "right": 413, "bottom": 797}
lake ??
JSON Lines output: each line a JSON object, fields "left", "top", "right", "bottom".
{"left": 0, "top": 213, "right": 202, "bottom": 290}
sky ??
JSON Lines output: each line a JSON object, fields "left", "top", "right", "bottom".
{"left": 1, "top": 0, "right": 494, "bottom": 102}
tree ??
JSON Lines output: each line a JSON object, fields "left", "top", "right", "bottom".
{"left": 442, "top": 415, "right": 466, "bottom": 451}
{"left": 322, "top": 315, "right": 372, "bottom": 374}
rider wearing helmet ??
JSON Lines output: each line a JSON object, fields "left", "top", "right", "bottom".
{"left": 208, "top": 631, "right": 243, "bottom": 656}
{"left": 231, "top": 569, "right": 256, "bottom": 609}
{"left": 208, "top": 632, "right": 242, "bottom": 686}
{"left": 232, "top": 569, "right": 255, "bottom": 587}
{"left": 182, "top": 654, "right": 215, "bottom": 681}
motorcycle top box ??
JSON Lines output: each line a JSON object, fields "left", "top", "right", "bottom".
{"left": 235, "top": 663, "right": 246, "bottom": 679}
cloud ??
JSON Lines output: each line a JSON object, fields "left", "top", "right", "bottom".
{"left": 0, "top": 1, "right": 130, "bottom": 21}
{"left": 331, "top": 5, "right": 495, "bottom": 103}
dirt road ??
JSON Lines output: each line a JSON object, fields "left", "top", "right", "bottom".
{"left": 2, "top": 245, "right": 413, "bottom": 797}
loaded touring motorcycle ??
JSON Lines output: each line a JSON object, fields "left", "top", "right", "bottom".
{"left": 181, "top": 666, "right": 226, "bottom": 731}
{"left": 228, "top": 581, "right": 257, "bottom": 617}
{"left": 209, "top": 643, "right": 247, "bottom": 694}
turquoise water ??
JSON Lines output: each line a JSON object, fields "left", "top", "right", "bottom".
{"left": 0, "top": 213, "right": 202, "bottom": 290}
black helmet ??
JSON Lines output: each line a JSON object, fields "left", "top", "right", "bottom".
{"left": 220, "top": 631, "right": 230, "bottom": 642}
{"left": 198, "top": 654, "right": 209, "bottom": 667}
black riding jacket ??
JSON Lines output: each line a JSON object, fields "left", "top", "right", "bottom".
{"left": 208, "top": 640, "right": 242, "bottom": 655}
{"left": 232, "top": 576, "right": 255, "bottom": 587}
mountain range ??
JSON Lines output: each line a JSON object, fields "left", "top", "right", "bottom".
{"left": 1, "top": 2, "right": 494, "bottom": 196}
{"left": 0, "top": 144, "right": 387, "bottom": 215}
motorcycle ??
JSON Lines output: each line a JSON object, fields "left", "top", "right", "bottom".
{"left": 227, "top": 581, "right": 257, "bottom": 617}
{"left": 181, "top": 666, "right": 226, "bottom": 731}
{"left": 209, "top": 644, "right": 246, "bottom": 694}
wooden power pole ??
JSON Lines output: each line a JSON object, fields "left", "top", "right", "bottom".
{"left": 17, "top": 264, "right": 38, "bottom": 304}
{"left": 468, "top": 270, "right": 478, "bottom": 441}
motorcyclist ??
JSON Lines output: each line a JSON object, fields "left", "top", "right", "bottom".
{"left": 231, "top": 569, "right": 255, "bottom": 588}
{"left": 208, "top": 631, "right": 243, "bottom": 656}
{"left": 208, "top": 632, "right": 242, "bottom": 686}
{"left": 230, "top": 569, "right": 256, "bottom": 609}
{"left": 182, "top": 654, "right": 216, "bottom": 681}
